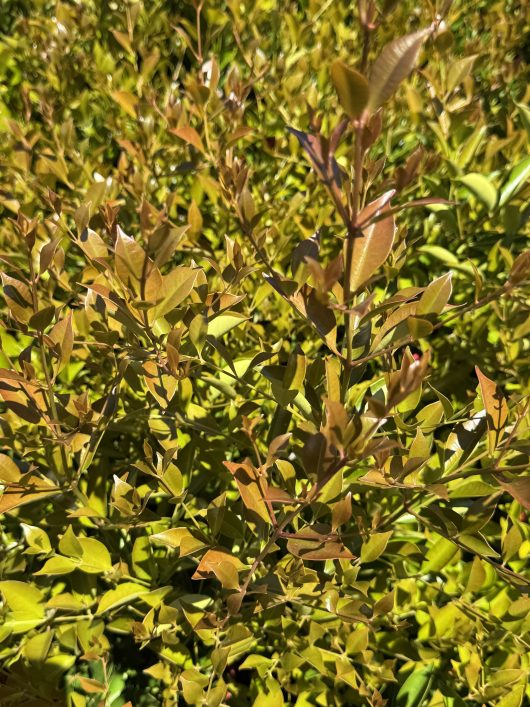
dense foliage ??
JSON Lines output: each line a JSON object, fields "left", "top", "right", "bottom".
{"left": 0, "top": 1, "right": 529, "bottom": 705}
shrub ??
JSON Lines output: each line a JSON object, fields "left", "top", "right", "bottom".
{"left": 0, "top": 1, "right": 529, "bottom": 705}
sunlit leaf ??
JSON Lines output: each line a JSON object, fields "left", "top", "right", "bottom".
{"left": 367, "top": 28, "right": 431, "bottom": 112}
{"left": 331, "top": 61, "right": 370, "bottom": 118}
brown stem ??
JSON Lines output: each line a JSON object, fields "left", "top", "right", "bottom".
{"left": 27, "top": 246, "right": 70, "bottom": 480}
{"left": 238, "top": 457, "right": 347, "bottom": 597}
{"left": 343, "top": 125, "right": 364, "bottom": 367}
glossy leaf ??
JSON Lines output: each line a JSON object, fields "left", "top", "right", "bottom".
{"left": 331, "top": 60, "right": 370, "bottom": 118}
{"left": 499, "top": 156, "right": 530, "bottom": 206}
{"left": 459, "top": 173, "right": 498, "bottom": 210}
{"left": 367, "top": 28, "right": 431, "bottom": 112}
{"left": 347, "top": 191, "right": 396, "bottom": 292}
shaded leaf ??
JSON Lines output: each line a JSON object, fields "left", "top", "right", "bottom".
{"left": 495, "top": 475, "right": 530, "bottom": 510}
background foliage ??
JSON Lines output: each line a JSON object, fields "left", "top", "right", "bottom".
{"left": 0, "top": 0, "right": 529, "bottom": 705}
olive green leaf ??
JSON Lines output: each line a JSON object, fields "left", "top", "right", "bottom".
{"left": 396, "top": 664, "right": 435, "bottom": 707}
{"left": 417, "top": 272, "right": 452, "bottom": 315}
{"left": 330, "top": 60, "right": 370, "bottom": 119}
{"left": 499, "top": 156, "right": 530, "bottom": 206}
{"left": 360, "top": 531, "right": 393, "bottom": 563}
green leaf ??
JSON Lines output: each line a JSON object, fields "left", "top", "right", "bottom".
{"left": 465, "top": 556, "right": 486, "bottom": 593}
{"left": 150, "top": 527, "right": 207, "bottom": 556}
{"left": 447, "top": 54, "right": 479, "bottom": 93}
{"left": 417, "top": 272, "right": 452, "bottom": 315}
{"left": 96, "top": 582, "right": 149, "bottom": 614}
{"left": 516, "top": 102, "right": 530, "bottom": 141}
{"left": 459, "top": 533, "right": 499, "bottom": 557}
{"left": 115, "top": 227, "right": 145, "bottom": 287}
{"left": 360, "top": 531, "right": 393, "bottom": 563}
{"left": 0, "top": 581, "right": 46, "bottom": 634}
{"left": 21, "top": 523, "right": 52, "bottom": 555}
{"left": 396, "top": 664, "right": 435, "bottom": 707}
{"left": 23, "top": 630, "right": 54, "bottom": 663}
{"left": 331, "top": 60, "right": 370, "bottom": 118}
{"left": 149, "top": 266, "right": 198, "bottom": 321}
{"left": 496, "top": 684, "right": 525, "bottom": 707}
{"left": 499, "top": 156, "right": 530, "bottom": 206}
{"left": 422, "top": 535, "right": 459, "bottom": 572}
{"left": 0, "top": 581, "right": 44, "bottom": 616}
{"left": 48, "top": 314, "right": 74, "bottom": 371}
{"left": 34, "top": 556, "right": 79, "bottom": 575}
{"left": 58, "top": 526, "right": 83, "bottom": 558}
{"left": 458, "top": 173, "right": 498, "bottom": 211}
{"left": 367, "top": 28, "right": 431, "bottom": 113}
{"left": 77, "top": 537, "right": 112, "bottom": 573}
{"left": 240, "top": 655, "right": 274, "bottom": 673}
{"left": 208, "top": 313, "right": 248, "bottom": 338}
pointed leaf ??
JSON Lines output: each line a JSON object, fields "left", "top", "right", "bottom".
{"left": 495, "top": 475, "right": 530, "bottom": 510}
{"left": 224, "top": 461, "right": 272, "bottom": 524}
{"left": 96, "top": 582, "right": 149, "bottom": 614}
{"left": 1, "top": 274, "right": 33, "bottom": 323}
{"left": 48, "top": 313, "right": 74, "bottom": 371}
{"left": 331, "top": 61, "right": 370, "bottom": 118}
{"left": 347, "top": 191, "right": 396, "bottom": 292}
{"left": 192, "top": 549, "right": 245, "bottom": 589}
{"left": 171, "top": 126, "right": 205, "bottom": 153}
{"left": 417, "top": 272, "right": 453, "bottom": 315}
{"left": 396, "top": 664, "right": 435, "bottom": 707}
{"left": 115, "top": 227, "right": 146, "bottom": 287}
{"left": 475, "top": 366, "right": 508, "bottom": 454}
{"left": 360, "top": 531, "right": 393, "bottom": 563}
{"left": 499, "top": 156, "right": 530, "bottom": 206}
{"left": 459, "top": 173, "right": 498, "bottom": 211}
{"left": 150, "top": 527, "right": 207, "bottom": 556}
{"left": 149, "top": 267, "right": 198, "bottom": 321}
{"left": 111, "top": 90, "right": 139, "bottom": 118}
{"left": 367, "top": 28, "right": 431, "bottom": 113}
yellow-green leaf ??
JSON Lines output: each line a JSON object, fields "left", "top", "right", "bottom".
{"left": 475, "top": 366, "right": 508, "bottom": 454}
